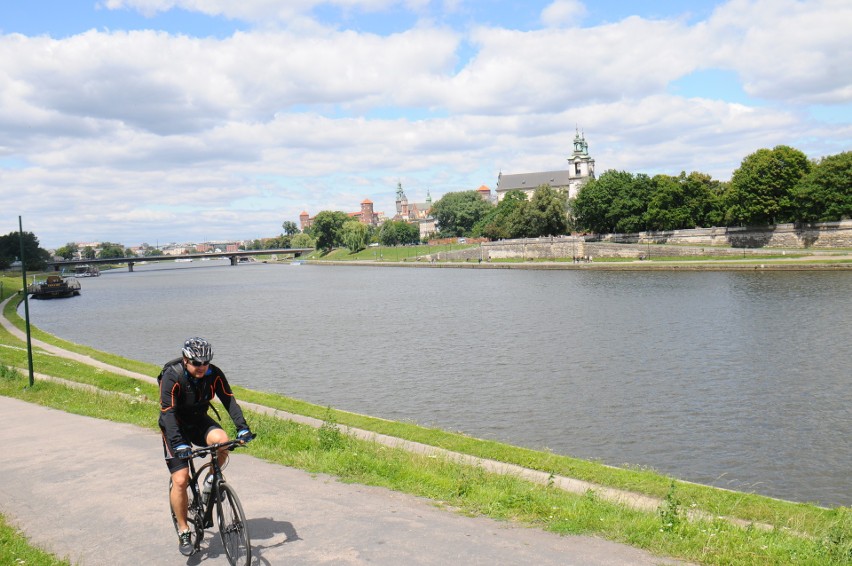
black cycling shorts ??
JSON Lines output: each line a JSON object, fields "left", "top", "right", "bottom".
{"left": 163, "top": 414, "right": 223, "bottom": 474}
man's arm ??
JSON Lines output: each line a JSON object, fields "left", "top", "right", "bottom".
{"left": 211, "top": 369, "right": 249, "bottom": 432}
{"left": 158, "top": 366, "right": 189, "bottom": 451}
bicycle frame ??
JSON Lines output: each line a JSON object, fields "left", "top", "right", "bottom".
{"left": 171, "top": 438, "right": 247, "bottom": 554}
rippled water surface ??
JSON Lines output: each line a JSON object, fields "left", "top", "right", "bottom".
{"left": 24, "top": 261, "right": 852, "bottom": 506}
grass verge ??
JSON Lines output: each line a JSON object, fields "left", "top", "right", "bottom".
{"left": 0, "top": 511, "right": 72, "bottom": 565}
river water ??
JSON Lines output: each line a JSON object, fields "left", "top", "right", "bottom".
{"left": 23, "top": 260, "right": 852, "bottom": 507}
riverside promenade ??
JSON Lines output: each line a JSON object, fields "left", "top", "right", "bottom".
{"left": 0, "top": 298, "right": 690, "bottom": 565}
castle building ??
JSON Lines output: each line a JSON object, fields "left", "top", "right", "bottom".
{"left": 393, "top": 182, "right": 437, "bottom": 239}
{"left": 495, "top": 130, "right": 595, "bottom": 201}
{"left": 394, "top": 182, "right": 433, "bottom": 222}
{"left": 299, "top": 199, "right": 383, "bottom": 231}
{"left": 354, "top": 199, "right": 381, "bottom": 226}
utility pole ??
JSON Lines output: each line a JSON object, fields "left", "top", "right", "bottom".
{"left": 18, "top": 216, "right": 34, "bottom": 386}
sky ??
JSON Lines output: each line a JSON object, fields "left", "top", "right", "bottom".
{"left": 1, "top": 0, "right": 850, "bottom": 249}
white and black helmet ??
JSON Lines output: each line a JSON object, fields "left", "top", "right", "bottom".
{"left": 182, "top": 337, "right": 213, "bottom": 363}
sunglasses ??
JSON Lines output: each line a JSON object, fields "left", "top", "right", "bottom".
{"left": 188, "top": 359, "right": 210, "bottom": 367}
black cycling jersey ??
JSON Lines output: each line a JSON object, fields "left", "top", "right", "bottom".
{"left": 158, "top": 358, "right": 248, "bottom": 456}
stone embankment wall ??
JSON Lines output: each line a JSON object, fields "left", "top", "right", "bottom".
{"left": 434, "top": 220, "right": 852, "bottom": 261}
{"left": 604, "top": 220, "right": 852, "bottom": 249}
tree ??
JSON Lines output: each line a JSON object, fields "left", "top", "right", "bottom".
{"left": 573, "top": 170, "right": 633, "bottom": 234}
{"left": 55, "top": 242, "right": 79, "bottom": 260}
{"left": 647, "top": 172, "right": 724, "bottom": 230}
{"left": 473, "top": 190, "right": 527, "bottom": 240}
{"left": 342, "top": 220, "right": 370, "bottom": 253}
{"left": 378, "top": 220, "right": 419, "bottom": 246}
{"left": 282, "top": 221, "right": 300, "bottom": 236}
{"left": 82, "top": 246, "right": 96, "bottom": 260}
{"left": 264, "top": 234, "right": 292, "bottom": 249}
{"left": 430, "top": 190, "right": 493, "bottom": 237}
{"left": 311, "top": 210, "right": 349, "bottom": 253}
{"left": 0, "top": 231, "right": 51, "bottom": 270}
{"left": 291, "top": 233, "right": 315, "bottom": 249}
{"left": 790, "top": 151, "right": 852, "bottom": 223}
{"left": 726, "top": 145, "right": 811, "bottom": 226}
{"left": 98, "top": 242, "right": 126, "bottom": 259}
{"left": 611, "top": 173, "right": 653, "bottom": 233}
{"left": 525, "top": 185, "right": 568, "bottom": 237}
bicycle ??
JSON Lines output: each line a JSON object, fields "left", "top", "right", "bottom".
{"left": 168, "top": 437, "right": 253, "bottom": 565}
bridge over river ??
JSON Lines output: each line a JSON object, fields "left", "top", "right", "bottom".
{"left": 47, "top": 247, "right": 313, "bottom": 272}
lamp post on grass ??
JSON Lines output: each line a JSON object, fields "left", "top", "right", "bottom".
{"left": 18, "top": 216, "right": 35, "bottom": 386}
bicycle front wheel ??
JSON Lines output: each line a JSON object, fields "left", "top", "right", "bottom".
{"left": 215, "top": 482, "right": 251, "bottom": 566}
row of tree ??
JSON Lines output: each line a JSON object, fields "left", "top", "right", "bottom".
{"left": 574, "top": 147, "right": 851, "bottom": 235}
{"left": 427, "top": 146, "right": 850, "bottom": 240}
{"left": 305, "top": 211, "right": 421, "bottom": 253}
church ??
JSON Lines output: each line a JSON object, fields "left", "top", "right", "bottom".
{"left": 495, "top": 130, "right": 595, "bottom": 201}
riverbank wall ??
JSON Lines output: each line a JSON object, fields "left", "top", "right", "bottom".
{"left": 437, "top": 220, "right": 852, "bottom": 262}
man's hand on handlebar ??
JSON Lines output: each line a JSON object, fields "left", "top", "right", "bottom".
{"left": 175, "top": 444, "right": 193, "bottom": 459}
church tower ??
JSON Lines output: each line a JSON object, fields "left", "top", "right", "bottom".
{"left": 567, "top": 128, "right": 595, "bottom": 197}
{"left": 395, "top": 181, "right": 410, "bottom": 219}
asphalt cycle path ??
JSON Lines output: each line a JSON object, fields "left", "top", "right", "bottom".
{"left": 0, "top": 396, "right": 690, "bottom": 566}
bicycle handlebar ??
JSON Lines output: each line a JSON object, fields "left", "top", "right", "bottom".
{"left": 186, "top": 434, "right": 256, "bottom": 459}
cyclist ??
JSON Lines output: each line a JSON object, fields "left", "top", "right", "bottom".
{"left": 158, "top": 337, "right": 253, "bottom": 556}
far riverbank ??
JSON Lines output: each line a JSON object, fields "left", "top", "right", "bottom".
{"left": 304, "top": 257, "right": 852, "bottom": 271}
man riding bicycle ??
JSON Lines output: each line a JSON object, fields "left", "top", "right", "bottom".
{"left": 159, "top": 337, "right": 253, "bottom": 556}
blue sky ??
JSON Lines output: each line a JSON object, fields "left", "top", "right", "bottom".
{"left": 0, "top": 0, "right": 849, "bottom": 247}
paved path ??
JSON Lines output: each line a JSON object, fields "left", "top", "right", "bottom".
{"left": 0, "top": 397, "right": 690, "bottom": 566}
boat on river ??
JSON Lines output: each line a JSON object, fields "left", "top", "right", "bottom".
{"left": 73, "top": 264, "right": 100, "bottom": 277}
{"left": 27, "top": 275, "right": 81, "bottom": 299}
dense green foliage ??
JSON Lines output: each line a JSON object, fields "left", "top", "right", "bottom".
{"left": 378, "top": 219, "right": 419, "bottom": 246}
{"left": 473, "top": 189, "right": 527, "bottom": 239}
{"left": 725, "top": 145, "right": 811, "bottom": 225}
{"left": 310, "top": 210, "right": 350, "bottom": 253}
{"left": 573, "top": 146, "right": 847, "bottom": 234}
{"left": 573, "top": 170, "right": 638, "bottom": 234}
{"left": 646, "top": 171, "right": 725, "bottom": 230}
{"left": 430, "top": 190, "right": 493, "bottom": 237}
{"left": 520, "top": 185, "right": 569, "bottom": 237}
{"left": 290, "top": 232, "right": 315, "bottom": 249}
{"left": 791, "top": 151, "right": 852, "bottom": 223}
{"left": 54, "top": 242, "right": 79, "bottom": 260}
{"left": 0, "top": 231, "right": 51, "bottom": 270}
{"left": 97, "top": 241, "right": 131, "bottom": 259}
{"left": 341, "top": 220, "right": 371, "bottom": 252}
{"left": 281, "top": 220, "right": 300, "bottom": 236}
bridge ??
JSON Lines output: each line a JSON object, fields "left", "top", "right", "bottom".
{"left": 47, "top": 248, "right": 313, "bottom": 272}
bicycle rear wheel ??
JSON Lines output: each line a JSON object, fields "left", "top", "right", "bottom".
{"left": 215, "top": 482, "right": 251, "bottom": 566}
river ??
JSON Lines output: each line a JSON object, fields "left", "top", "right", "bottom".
{"left": 23, "top": 260, "right": 852, "bottom": 507}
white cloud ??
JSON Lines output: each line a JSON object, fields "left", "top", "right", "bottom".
{"left": 703, "top": 0, "right": 852, "bottom": 104}
{"left": 2, "top": 0, "right": 850, "bottom": 247}
{"left": 540, "top": 0, "right": 587, "bottom": 28}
